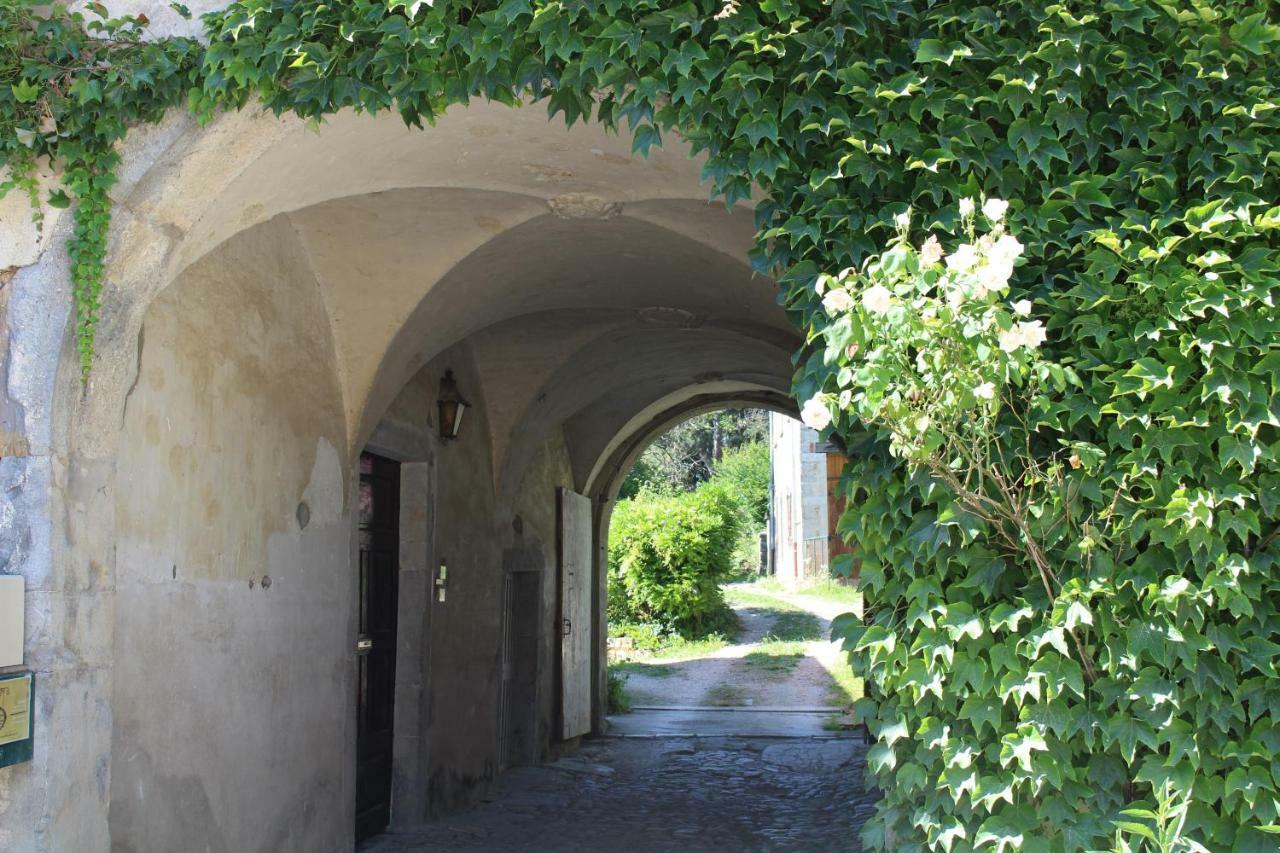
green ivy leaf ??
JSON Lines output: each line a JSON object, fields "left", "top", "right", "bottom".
{"left": 1229, "top": 13, "right": 1280, "bottom": 55}
{"left": 11, "top": 80, "right": 40, "bottom": 103}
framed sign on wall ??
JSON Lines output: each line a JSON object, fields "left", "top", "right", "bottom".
{"left": 0, "top": 671, "right": 34, "bottom": 768}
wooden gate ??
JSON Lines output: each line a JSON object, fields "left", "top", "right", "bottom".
{"left": 557, "top": 488, "right": 593, "bottom": 739}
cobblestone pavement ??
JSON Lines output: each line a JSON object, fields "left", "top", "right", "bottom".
{"left": 362, "top": 736, "right": 877, "bottom": 853}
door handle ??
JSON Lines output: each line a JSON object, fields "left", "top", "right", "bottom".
{"left": 562, "top": 617, "right": 572, "bottom": 638}
{"left": 356, "top": 637, "right": 373, "bottom": 654}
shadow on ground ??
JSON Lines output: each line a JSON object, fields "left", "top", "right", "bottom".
{"left": 361, "top": 737, "right": 877, "bottom": 853}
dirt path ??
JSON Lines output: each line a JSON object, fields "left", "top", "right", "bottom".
{"left": 618, "top": 588, "right": 851, "bottom": 710}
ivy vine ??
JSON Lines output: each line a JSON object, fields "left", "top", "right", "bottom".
{"left": 4, "top": 0, "right": 1280, "bottom": 849}
{"left": 2, "top": 0, "right": 200, "bottom": 375}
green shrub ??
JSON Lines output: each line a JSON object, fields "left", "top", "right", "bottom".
{"left": 608, "top": 620, "right": 737, "bottom": 659}
{"left": 708, "top": 441, "right": 771, "bottom": 579}
{"left": 605, "top": 668, "right": 630, "bottom": 715}
{"left": 606, "top": 620, "right": 668, "bottom": 654}
{"left": 707, "top": 441, "right": 771, "bottom": 527}
{"left": 608, "top": 484, "right": 741, "bottom": 637}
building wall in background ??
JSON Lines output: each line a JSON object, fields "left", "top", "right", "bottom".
{"left": 769, "top": 414, "right": 827, "bottom": 585}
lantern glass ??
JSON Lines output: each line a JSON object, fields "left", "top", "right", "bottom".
{"left": 437, "top": 370, "right": 470, "bottom": 441}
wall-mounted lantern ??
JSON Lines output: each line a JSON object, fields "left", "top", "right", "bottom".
{"left": 437, "top": 369, "right": 470, "bottom": 442}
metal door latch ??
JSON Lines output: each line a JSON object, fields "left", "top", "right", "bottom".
{"left": 356, "top": 637, "right": 373, "bottom": 653}
{"left": 562, "top": 617, "right": 572, "bottom": 637}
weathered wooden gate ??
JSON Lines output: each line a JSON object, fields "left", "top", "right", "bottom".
{"left": 557, "top": 488, "right": 593, "bottom": 739}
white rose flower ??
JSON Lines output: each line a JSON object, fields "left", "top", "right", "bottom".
{"left": 822, "top": 288, "right": 856, "bottom": 315}
{"left": 974, "top": 381, "right": 996, "bottom": 401}
{"left": 945, "top": 244, "right": 979, "bottom": 272}
{"left": 998, "top": 326, "right": 1024, "bottom": 352}
{"left": 894, "top": 209, "right": 911, "bottom": 229}
{"left": 946, "top": 286, "right": 967, "bottom": 309}
{"left": 977, "top": 260, "right": 1013, "bottom": 294}
{"left": 1017, "top": 319, "right": 1047, "bottom": 349}
{"left": 959, "top": 197, "right": 976, "bottom": 217}
{"left": 1012, "top": 298, "right": 1032, "bottom": 316}
{"left": 919, "top": 235, "right": 944, "bottom": 266}
{"left": 990, "top": 233, "right": 1024, "bottom": 263}
{"left": 862, "top": 284, "right": 894, "bottom": 315}
{"left": 982, "top": 197, "right": 1009, "bottom": 222}
{"left": 801, "top": 396, "right": 832, "bottom": 431}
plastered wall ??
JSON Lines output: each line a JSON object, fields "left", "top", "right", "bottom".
{"left": 100, "top": 223, "right": 577, "bottom": 847}
{"left": 108, "top": 219, "right": 353, "bottom": 852}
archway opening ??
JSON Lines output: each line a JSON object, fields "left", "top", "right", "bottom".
{"left": 601, "top": 406, "right": 863, "bottom": 738}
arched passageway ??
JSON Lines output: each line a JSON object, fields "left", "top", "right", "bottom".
{"left": 31, "top": 101, "right": 828, "bottom": 850}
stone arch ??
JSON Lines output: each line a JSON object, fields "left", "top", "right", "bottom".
{"left": 585, "top": 389, "right": 798, "bottom": 506}
{"left": 580, "top": 390, "right": 799, "bottom": 731}
{"left": 12, "top": 90, "right": 797, "bottom": 852}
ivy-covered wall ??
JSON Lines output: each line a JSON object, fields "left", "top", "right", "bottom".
{"left": 3, "top": 0, "right": 1280, "bottom": 850}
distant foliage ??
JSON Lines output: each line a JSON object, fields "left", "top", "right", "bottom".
{"left": 619, "top": 409, "right": 767, "bottom": 498}
{"left": 706, "top": 441, "right": 771, "bottom": 527}
{"left": 608, "top": 484, "right": 741, "bottom": 637}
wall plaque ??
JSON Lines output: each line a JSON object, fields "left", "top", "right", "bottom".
{"left": 0, "top": 672, "right": 33, "bottom": 768}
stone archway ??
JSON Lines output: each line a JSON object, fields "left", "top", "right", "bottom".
{"left": 2, "top": 95, "right": 797, "bottom": 850}
{"left": 582, "top": 391, "right": 798, "bottom": 730}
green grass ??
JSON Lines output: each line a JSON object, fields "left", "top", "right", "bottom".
{"left": 704, "top": 684, "right": 748, "bottom": 706}
{"left": 722, "top": 585, "right": 796, "bottom": 610}
{"left": 723, "top": 583, "right": 826, "bottom": 641}
{"left": 610, "top": 661, "right": 679, "bottom": 678}
{"left": 763, "top": 609, "right": 823, "bottom": 642}
{"left": 745, "top": 576, "right": 864, "bottom": 611}
{"left": 608, "top": 620, "right": 736, "bottom": 661}
{"left": 743, "top": 640, "right": 807, "bottom": 676}
{"left": 654, "top": 634, "right": 732, "bottom": 660}
{"left": 821, "top": 649, "right": 865, "bottom": 707}
{"left": 822, "top": 714, "right": 859, "bottom": 732}
{"left": 606, "top": 667, "right": 631, "bottom": 713}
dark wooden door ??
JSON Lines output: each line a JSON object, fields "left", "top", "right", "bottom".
{"left": 501, "top": 569, "right": 541, "bottom": 767}
{"left": 355, "top": 452, "right": 400, "bottom": 843}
